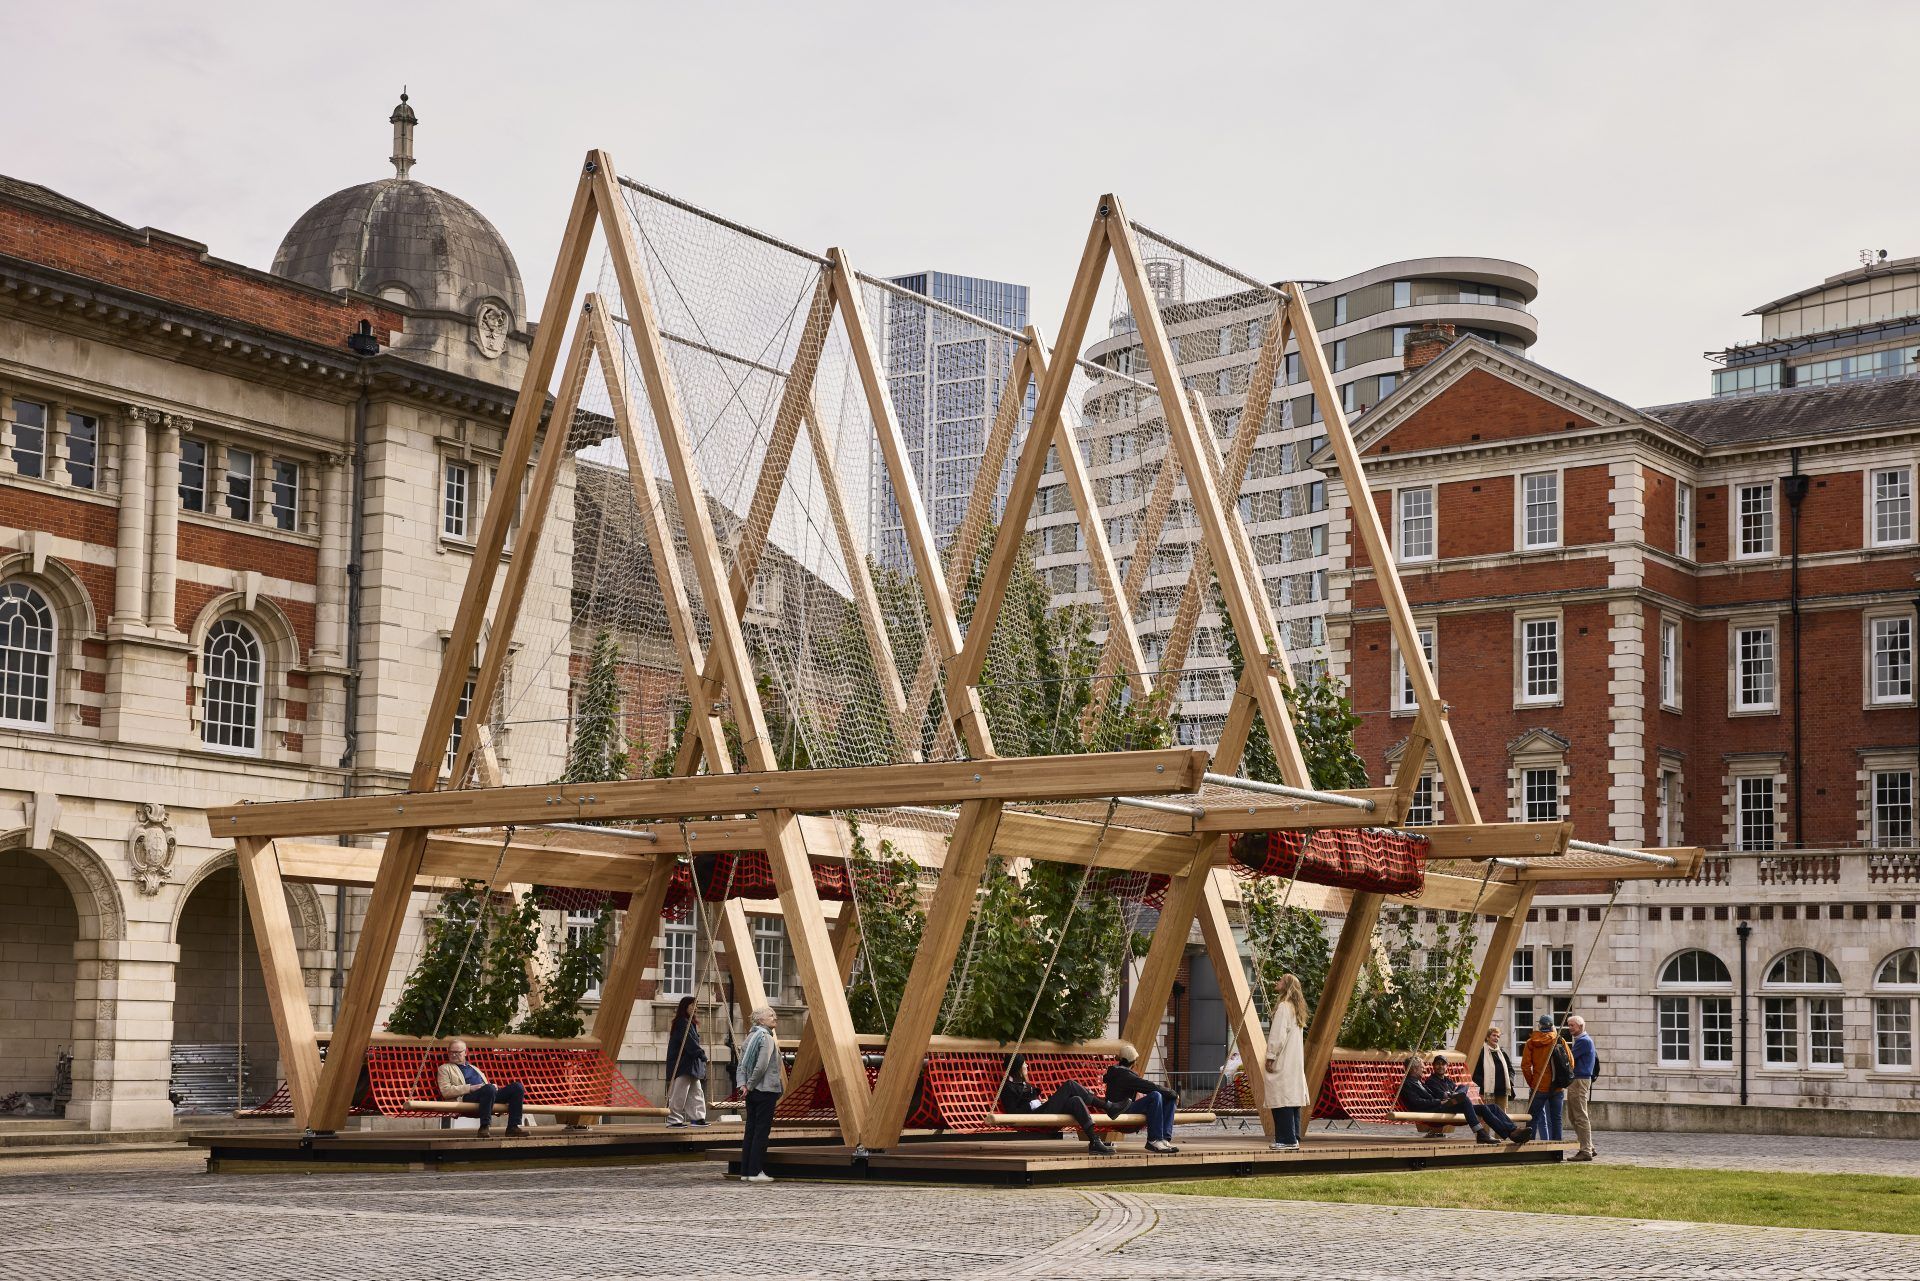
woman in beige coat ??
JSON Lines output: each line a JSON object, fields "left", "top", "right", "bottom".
{"left": 1261, "top": 974, "right": 1310, "bottom": 1151}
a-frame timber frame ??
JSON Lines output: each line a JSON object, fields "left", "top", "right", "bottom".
{"left": 210, "top": 161, "right": 1698, "bottom": 1149}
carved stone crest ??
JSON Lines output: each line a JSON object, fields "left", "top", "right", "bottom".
{"left": 127, "top": 803, "right": 177, "bottom": 896}
{"left": 473, "top": 301, "right": 509, "bottom": 359}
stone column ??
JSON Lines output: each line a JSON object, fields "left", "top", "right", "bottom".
{"left": 312, "top": 454, "right": 347, "bottom": 666}
{"left": 112, "top": 409, "right": 152, "bottom": 629}
{"left": 147, "top": 416, "right": 187, "bottom": 635}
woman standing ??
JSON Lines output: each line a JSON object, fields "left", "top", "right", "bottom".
{"left": 736, "top": 1005, "right": 783, "bottom": 1182}
{"left": 1261, "top": 973, "right": 1311, "bottom": 1152}
{"left": 664, "top": 996, "right": 709, "bottom": 1127}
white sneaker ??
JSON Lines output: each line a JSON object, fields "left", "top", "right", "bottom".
{"left": 744, "top": 1172, "right": 774, "bottom": 1183}
{"left": 1268, "top": 1141, "right": 1300, "bottom": 1152}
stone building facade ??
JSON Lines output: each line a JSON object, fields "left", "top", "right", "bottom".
{"left": 1320, "top": 329, "right": 1920, "bottom": 1130}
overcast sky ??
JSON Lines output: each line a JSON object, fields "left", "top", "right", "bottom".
{"left": 8, "top": 2, "right": 1917, "bottom": 408}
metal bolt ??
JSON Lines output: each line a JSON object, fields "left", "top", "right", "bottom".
{"left": 973, "top": 774, "right": 982, "bottom": 782}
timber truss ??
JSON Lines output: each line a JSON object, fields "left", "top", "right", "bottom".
{"left": 209, "top": 152, "right": 1700, "bottom": 1150}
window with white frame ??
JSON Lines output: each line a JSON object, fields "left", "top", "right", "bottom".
{"left": 1675, "top": 482, "right": 1692, "bottom": 558}
{"left": 201, "top": 617, "right": 264, "bottom": 754}
{"left": 752, "top": 916, "right": 786, "bottom": 997}
{"left": 444, "top": 674, "right": 478, "bottom": 775}
{"left": 1549, "top": 946, "right": 1573, "bottom": 988}
{"left": 9, "top": 399, "right": 46, "bottom": 479}
{"left": 1520, "top": 616, "right": 1561, "bottom": 704}
{"left": 0, "top": 582, "right": 56, "bottom": 730}
{"left": 659, "top": 905, "right": 697, "bottom": 998}
{"left": 1874, "top": 948, "right": 1919, "bottom": 1071}
{"left": 1405, "top": 774, "right": 1436, "bottom": 826}
{"left": 1735, "top": 625, "right": 1777, "bottom": 711}
{"left": 1524, "top": 766, "right": 1560, "bottom": 822}
{"left": 1509, "top": 995, "right": 1536, "bottom": 1049}
{"left": 1397, "top": 487, "right": 1434, "bottom": 562}
{"left": 64, "top": 412, "right": 98, "bottom": 490}
{"left": 1660, "top": 617, "right": 1680, "bottom": 708}
{"left": 179, "top": 438, "right": 208, "bottom": 512}
{"left": 1510, "top": 948, "right": 1535, "bottom": 986}
{"left": 1871, "top": 615, "right": 1913, "bottom": 705}
{"left": 269, "top": 460, "right": 300, "bottom": 532}
{"left": 1657, "top": 768, "right": 1681, "bottom": 845}
{"left": 224, "top": 447, "right": 255, "bottom": 522}
{"left": 1394, "top": 625, "right": 1436, "bottom": 712}
{"left": 1762, "top": 949, "right": 1844, "bottom": 1069}
{"left": 1520, "top": 471, "right": 1560, "bottom": 548}
{"left": 566, "top": 910, "right": 604, "bottom": 1001}
{"left": 1656, "top": 949, "right": 1734, "bottom": 1067}
{"left": 1872, "top": 467, "right": 1914, "bottom": 546}
{"left": 1873, "top": 769, "right": 1914, "bottom": 849}
{"left": 1737, "top": 482, "right": 1775, "bottom": 558}
{"left": 1736, "top": 774, "right": 1777, "bottom": 851}
{"left": 444, "top": 459, "right": 475, "bottom": 540}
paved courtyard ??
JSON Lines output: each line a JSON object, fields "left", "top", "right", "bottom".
{"left": 1, "top": 1135, "right": 1915, "bottom": 1280}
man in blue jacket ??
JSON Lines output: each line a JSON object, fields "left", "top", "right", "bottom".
{"left": 1566, "top": 1015, "right": 1600, "bottom": 1162}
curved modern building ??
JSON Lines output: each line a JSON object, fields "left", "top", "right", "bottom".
{"left": 1030, "top": 256, "right": 1538, "bottom": 743}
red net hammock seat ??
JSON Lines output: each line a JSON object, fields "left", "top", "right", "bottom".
{"left": 1313, "top": 1053, "right": 1468, "bottom": 1125}
{"left": 1229, "top": 828, "right": 1429, "bottom": 897}
{"left": 246, "top": 1041, "right": 659, "bottom": 1120}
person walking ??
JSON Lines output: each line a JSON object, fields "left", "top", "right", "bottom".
{"left": 1261, "top": 973, "right": 1311, "bottom": 1152}
{"left": 664, "top": 996, "right": 710, "bottom": 1128}
{"left": 1565, "top": 1014, "right": 1601, "bottom": 1162}
{"left": 736, "top": 1005, "right": 783, "bottom": 1182}
{"left": 1520, "top": 1015, "right": 1571, "bottom": 1141}
{"left": 1472, "top": 1025, "right": 1516, "bottom": 1114}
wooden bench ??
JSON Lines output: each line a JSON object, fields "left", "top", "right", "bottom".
{"left": 989, "top": 1110, "right": 1216, "bottom": 1130}
{"left": 405, "top": 1099, "right": 669, "bottom": 1124}
{"left": 1388, "top": 1110, "right": 1467, "bottom": 1127}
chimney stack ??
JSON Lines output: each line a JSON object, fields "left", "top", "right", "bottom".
{"left": 1403, "top": 322, "right": 1457, "bottom": 373}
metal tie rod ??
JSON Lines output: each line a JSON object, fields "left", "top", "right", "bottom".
{"left": 1117, "top": 795, "right": 1206, "bottom": 819}
{"left": 1568, "top": 839, "right": 1677, "bottom": 868}
{"left": 544, "top": 821, "right": 661, "bottom": 844}
{"left": 1202, "top": 771, "right": 1376, "bottom": 813}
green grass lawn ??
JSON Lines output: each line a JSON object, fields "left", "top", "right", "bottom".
{"left": 1139, "top": 1164, "right": 1920, "bottom": 1235}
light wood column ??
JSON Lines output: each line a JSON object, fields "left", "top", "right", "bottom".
{"left": 719, "top": 900, "right": 770, "bottom": 1024}
{"left": 789, "top": 908, "right": 862, "bottom": 1090}
{"left": 1302, "top": 891, "right": 1385, "bottom": 1105}
{"left": 1195, "top": 871, "right": 1273, "bottom": 1138}
{"left": 235, "top": 838, "right": 324, "bottom": 1125}
{"left": 593, "top": 854, "right": 681, "bottom": 1059}
{"left": 1454, "top": 884, "right": 1536, "bottom": 1054}
{"left": 1119, "top": 840, "right": 1215, "bottom": 1066}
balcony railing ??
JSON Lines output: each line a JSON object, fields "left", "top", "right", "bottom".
{"left": 1632, "top": 846, "right": 1920, "bottom": 895}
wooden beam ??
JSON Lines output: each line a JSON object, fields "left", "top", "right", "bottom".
{"left": 234, "top": 836, "right": 324, "bottom": 1126}
{"left": 1192, "top": 788, "right": 1403, "bottom": 833}
{"left": 1454, "top": 883, "right": 1536, "bottom": 1055}
{"left": 1420, "top": 821, "right": 1570, "bottom": 861}
{"left": 1302, "top": 890, "right": 1385, "bottom": 1104}
{"left": 1119, "top": 840, "right": 1216, "bottom": 1066}
{"left": 788, "top": 907, "right": 862, "bottom": 1091}
{"left": 717, "top": 899, "right": 769, "bottom": 1025}
{"left": 1518, "top": 848, "right": 1702, "bottom": 883}
{"left": 209, "top": 748, "right": 1209, "bottom": 838}
{"left": 582, "top": 851, "right": 681, "bottom": 1124}
{"left": 305, "top": 151, "right": 603, "bottom": 1132}
{"left": 270, "top": 836, "right": 656, "bottom": 894}
{"left": 1273, "top": 869, "right": 1521, "bottom": 918}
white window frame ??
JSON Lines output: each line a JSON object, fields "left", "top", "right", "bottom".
{"left": 1761, "top": 950, "right": 1844, "bottom": 1071}
{"left": 269, "top": 458, "right": 301, "bottom": 532}
{"left": 566, "top": 910, "right": 605, "bottom": 1001}
{"left": 752, "top": 915, "right": 786, "bottom": 997}
{"left": 1656, "top": 765, "right": 1683, "bottom": 846}
{"left": 1735, "top": 481, "right": 1776, "bottom": 560}
{"left": 1396, "top": 485, "right": 1435, "bottom": 563}
{"left": 1547, "top": 946, "right": 1574, "bottom": 989}
{"left": 1873, "top": 949, "right": 1919, "bottom": 1072}
{"left": 443, "top": 458, "right": 475, "bottom": 541}
{"left": 1659, "top": 616, "right": 1681, "bottom": 710}
{"left": 1872, "top": 768, "right": 1915, "bottom": 849}
{"left": 659, "top": 906, "right": 697, "bottom": 999}
{"left": 1868, "top": 613, "right": 1915, "bottom": 707}
{"left": 1732, "top": 623, "right": 1778, "bottom": 713}
{"left": 1516, "top": 612, "right": 1562, "bottom": 707}
{"left": 1675, "top": 481, "right": 1693, "bottom": 559}
{"left": 224, "top": 446, "right": 256, "bottom": 523}
{"left": 1523, "top": 766, "right": 1561, "bottom": 822}
{"left": 1392, "top": 624, "right": 1436, "bottom": 715}
{"left": 0, "top": 580, "right": 57, "bottom": 731}
{"left": 1870, "top": 466, "right": 1914, "bottom": 548}
{"left": 1510, "top": 948, "right": 1535, "bottom": 987}
{"left": 1656, "top": 949, "right": 1735, "bottom": 1068}
{"left": 1405, "top": 773, "right": 1437, "bottom": 826}
{"left": 200, "top": 616, "right": 265, "bottom": 757}
{"left": 1518, "top": 470, "right": 1562, "bottom": 550}
{"left": 1735, "top": 773, "right": 1778, "bottom": 851}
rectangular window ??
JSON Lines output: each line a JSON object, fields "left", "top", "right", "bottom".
{"left": 1873, "top": 770, "right": 1915, "bottom": 849}
{"left": 1393, "top": 281, "right": 1411, "bottom": 308}
{"left": 1763, "top": 997, "right": 1798, "bottom": 1066}
{"left": 566, "top": 912, "right": 604, "bottom": 1001}
{"left": 1675, "top": 482, "right": 1692, "bottom": 558}
{"left": 9, "top": 399, "right": 46, "bottom": 479}
{"left": 1510, "top": 996, "right": 1535, "bottom": 1048}
{"left": 1395, "top": 626, "right": 1436, "bottom": 711}
{"left": 444, "top": 460, "right": 473, "bottom": 539}
{"left": 1736, "top": 626, "right": 1776, "bottom": 711}
{"left": 269, "top": 460, "right": 300, "bottom": 532}
{"left": 660, "top": 906, "right": 697, "bottom": 998}
{"left": 1657, "top": 770, "right": 1679, "bottom": 846}
{"left": 1521, "top": 617, "right": 1560, "bottom": 703}
{"left": 1872, "top": 616, "right": 1913, "bottom": 704}
{"left": 1333, "top": 295, "right": 1348, "bottom": 326}
{"left": 1737, "top": 775, "right": 1777, "bottom": 851}
{"left": 1332, "top": 338, "right": 1348, "bottom": 372}
{"left": 1701, "top": 997, "right": 1734, "bottom": 1064}
{"left": 1875, "top": 997, "right": 1914, "bottom": 1070}
{"left": 1397, "top": 487, "right": 1435, "bottom": 562}
{"left": 1548, "top": 947, "right": 1573, "bottom": 987}
{"left": 64, "top": 412, "right": 98, "bottom": 490}
{"left": 179, "top": 438, "right": 207, "bottom": 512}
{"left": 1657, "top": 997, "right": 1692, "bottom": 1065}
{"left": 1809, "top": 998, "right": 1844, "bottom": 1067}
{"left": 1524, "top": 768, "right": 1560, "bottom": 822}
{"left": 1738, "top": 483, "right": 1775, "bottom": 558}
{"left": 1406, "top": 774, "right": 1436, "bottom": 826}
{"left": 752, "top": 917, "right": 786, "bottom": 997}
{"left": 445, "top": 675, "right": 476, "bottom": 774}
{"left": 1510, "top": 948, "right": 1535, "bottom": 986}
{"left": 1521, "top": 471, "right": 1560, "bottom": 548}
{"left": 224, "top": 448, "right": 255, "bottom": 521}
{"left": 1873, "top": 467, "right": 1914, "bottom": 546}
{"left": 1660, "top": 618, "right": 1680, "bottom": 707}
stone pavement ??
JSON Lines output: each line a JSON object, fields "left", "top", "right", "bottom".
{"left": 1, "top": 1146, "right": 1917, "bottom": 1280}
{"left": 1592, "top": 1129, "right": 1920, "bottom": 1178}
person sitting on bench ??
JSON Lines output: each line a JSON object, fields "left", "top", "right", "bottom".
{"left": 1102, "top": 1045, "right": 1179, "bottom": 1154}
{"left": 1398, "top": 1054, "right": 1528, "bottom": 1146}
{"left": 999, "top": 1054, "right": 1116, "bottom": 1155}
{"left": 437, "top": 1038, "right": 526, "bottom": 1139}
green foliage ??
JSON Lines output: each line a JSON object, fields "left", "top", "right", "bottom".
{"left": 645, "top": 672, "right": 809, "bottom": 777}
{"left": 561, "top": 628, "right": 632, "bottom": 784}
{"left": 1215, "top": 587, "right": 1366, "bottom": 789}
{"left": 1337, "top": 907, "right": 1479, "bottom": 1052}
{"left": 517, "top": 910, "right": 610, "bottom": 1038}
{"left": 843, "top": 819, "right": 925, "bottom": 1034}
{"left": 1242, "top": 876, "right": 1331, "bottom": 1019}
{"left": 387, "top": 882, "right": 540, "bottom": 1038}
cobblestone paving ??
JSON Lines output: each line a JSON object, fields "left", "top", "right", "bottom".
{"left": 1592, "top": 1129, "right": 1920, "bottom": 1178}
{"left": 0, "top": 1147, "right": 1915, "bottom": 1280}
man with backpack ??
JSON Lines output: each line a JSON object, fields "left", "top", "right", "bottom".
{"left": 1520, "top": 1015, "right": 1572, "bottom": 1142}
{"left": 1565, "top": 1015, "right": 1601, "bottom": 1162}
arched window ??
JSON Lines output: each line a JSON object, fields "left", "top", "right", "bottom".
{"left": 1655, "top": 950, "right": 1734, "bottom": 1067}
{"left": 1761, "top": 948, "right": 1844, "bottom": 1070}
{"left": 1873, "top": 948, "right": 1919, "bottom": 1072}
{"left": 0, "top": 581, "right": 56, "bottom": 729}
{"left": 201, "top": 618, "right": 264, "bottom": 755}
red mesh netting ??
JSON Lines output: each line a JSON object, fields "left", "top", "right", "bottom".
{"left": 1313, "top": 1058, "right": 1466, "bottom": 1125}
{"left": 1202, "top": 1071, "right": 1255, "bottom": 1113}
{"left": 361, "top": 1043, "right": 654, "bottom": 1117}
{"left": 750, "top": 1052, "right": 1117, "bottom": 1133}
{"left": 669, "top": 852, "right": 852, "bottom": 906}
{"left": 1229, "top": 829, "right": 1428, "bottom": 896}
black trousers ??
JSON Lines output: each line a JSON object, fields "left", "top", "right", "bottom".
{"left": 1040, "top": 1082, "right": 1103, "bottom": 1141}
{"left": 741, "top": 1088, "right": 780, "bottom": 1176}
{"left": 470, "top": 1081, "right": 523, "bottom": 1131}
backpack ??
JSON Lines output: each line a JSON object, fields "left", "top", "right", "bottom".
{"left": 1549, "top": 1038, "right": 1574, "bottom": 1090}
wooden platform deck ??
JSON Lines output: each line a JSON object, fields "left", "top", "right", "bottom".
{"left": 188, "top": 1120, "right": 839, "bottom": 1173}
{"left": 727, "top": 1130, "right": 1576, "bottom": 1187}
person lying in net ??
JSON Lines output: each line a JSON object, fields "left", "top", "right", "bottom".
{"left": 437, "top": 1038, "right": 527, "bottom": 1139}
{"left": 999, "top": 1053, "right": 1116, "bottom": 1155}
{"left": 1398, "top": 1054, "right": 1529, "bottom": 1146}
{"left": 1101, "top": 1045, "right": 1179, "bottom": 1154}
